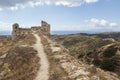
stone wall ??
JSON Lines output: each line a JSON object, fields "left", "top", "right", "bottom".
{"left": 41, "top": 21, "right": 50, "bottom": 36}
{"left": 12, "top": 21, "right": 50, "bottom": 40}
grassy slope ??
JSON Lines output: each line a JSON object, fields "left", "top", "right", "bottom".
{"left": 52, "top": 34, "right": 113, "bottom": 57}
{"left": 52, "top": 34, "right": 120, "bottom": 75}
{"left": 0, "top": 34, "right": 39, "bottom": 80}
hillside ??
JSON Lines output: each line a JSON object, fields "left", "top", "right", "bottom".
{"left": 52, "top": 33, "right": 120, "bottom": 76}
{"left": 78, "top": 32, "right": 120, "bottom": 40}
{"left": 0, "top": 34, "right": 39, "bottom": 80}
{"left": 0, "top": 31, "right": 120, "bottom": 80}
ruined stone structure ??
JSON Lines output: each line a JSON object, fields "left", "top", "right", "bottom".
{"left": 12, "top": 21, "right": 50, "bottom": 40}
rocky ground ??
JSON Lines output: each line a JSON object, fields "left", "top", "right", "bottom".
{"left": 43, "top": 35, "right": 120, "bottom": 80}
{"left": 52, "top": 34, "right": 120, "bottom": 76}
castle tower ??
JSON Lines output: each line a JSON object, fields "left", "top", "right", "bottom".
{"left": 12, "top": 23, "right": 19, "bottom": 40}
{"left": 41, "top": 21, "right": 50, "bottom": 36}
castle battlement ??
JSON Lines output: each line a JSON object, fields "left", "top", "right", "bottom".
{"left": 12, "top": 21, "right": 50, "bottom": 40}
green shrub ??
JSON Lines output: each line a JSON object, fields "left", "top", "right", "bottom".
{"left": 103, "top": 45, "right": 117, "bottom": 57}
{"left": 93, "top": 59, "right": 101, "bottom": 66}
{"left": 63, "top": 38, "right": 81, "bottom": 47}
{"left": 78, "top": 53, "right": 85, "bottom": 58}
{"left": 100, "top": 59, "right": 116, "bottom": 71}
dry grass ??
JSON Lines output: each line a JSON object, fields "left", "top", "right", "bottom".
{"left": 0, "top": 34, "right": 40, "bottom": 80}
{"left": 14, "top": 34, "right": 36, "bottom": 46}
{"left": 0, "top": 36, "right": 12, "bottom": 56}
{"left": 0, "top": 46, "right": 39, "bottom": 80}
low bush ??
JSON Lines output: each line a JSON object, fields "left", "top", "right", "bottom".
{"left": 103, "top": 45, "right": 117, "bottom": 57}
{"left": 93, "top": 59, "right": 101, "bottom": 66}
{"left": 100, "top": 59, "right": 116, "bottom": 71}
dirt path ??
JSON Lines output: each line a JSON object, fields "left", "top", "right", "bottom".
{"left": 33, "top": 34, "right": 49, "bottom": 80}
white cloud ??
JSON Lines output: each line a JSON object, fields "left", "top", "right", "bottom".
{"left": 0, "top": 0, "right": 99, "bottom": 10}
{"left": 85, "top": 0, "right": 98, "bottom": 3}
{"left": 0, "top": 21, "right": 12, "bottom": 31}
{"left": 52, "top": 18, "right": 118, "bottom": 31}
{"left": 110, "top": 23, "right": 117, "bottom": 27}
{"left": 89, "top": 18, "right": 118, "bottom": 28}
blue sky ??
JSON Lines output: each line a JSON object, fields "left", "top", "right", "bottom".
{"left": 0, "top": 0, "right": 120, "bottom": 33}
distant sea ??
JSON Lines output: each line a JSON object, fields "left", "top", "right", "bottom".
{"left": 51, "top": 31, "right": 94, "bottom": 35}
{"left": 0, "top": 31, "right": 11, "bottom": 36}
{"left": 0, "top": 31, "right": 94, "bottom": 36}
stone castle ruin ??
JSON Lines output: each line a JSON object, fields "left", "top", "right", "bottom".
{"left": 12, "top": 21, "right": 50, "bottom": 40}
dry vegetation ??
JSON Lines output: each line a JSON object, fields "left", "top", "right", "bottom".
{"left": 0, "top": 32, "right": 120, "bottom": 80}
{"left": 0, "top": 46, "right": 39, "bottom": 80}
{"left": 0, "top": 34, "right": 39, "bottom": 80}
{"left": 0, "top": 36, "right": 12, "bottom": 56}
{"left": 49, "top": 34, "right": 120, "bottom": 80}
{"left": 13, "top": 34, "right": 36, "bottom": 46}
{"left": 52, "top": 34, "right": 120, "bottom": 76}
{"left": 52, "top": 34, "right": 114, "bottom": 57}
